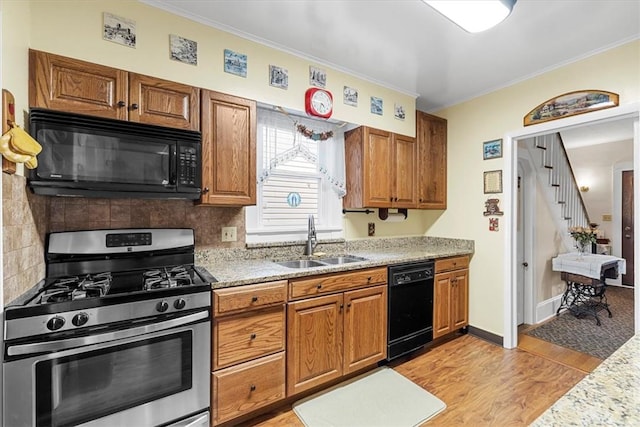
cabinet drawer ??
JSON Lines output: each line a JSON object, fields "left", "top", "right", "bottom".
{"left": 213, "top": 280, "right": 287, "bottom": 316}
{"left": 212, "top": 352, "right": 285, "bottom": 426}
{"left": 435, "top": 256, "right": 469, "bottom": 273}
{"left": 213, "top": 306, "right": 285, "bottom": 370}
{"left": 289, "top": 267, "right": 387, "bottom": 300}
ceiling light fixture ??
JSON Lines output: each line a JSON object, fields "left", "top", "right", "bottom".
{"left": 423, "top": 0, "right": 518, "bottom": 33}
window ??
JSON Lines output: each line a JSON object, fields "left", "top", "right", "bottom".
{"left": 245, "top": 108, "right": 346, "bottom": 243}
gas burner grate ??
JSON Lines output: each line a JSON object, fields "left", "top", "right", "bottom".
{"left": 39, "top": 272, "right": 112, "bottom": 304}
{"left": 143, "top": 266, "right": 193, "bottom": 290}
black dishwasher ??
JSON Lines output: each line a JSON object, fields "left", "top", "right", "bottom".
{"left": 387, "top": 261, "right": 435, "bottom": 361}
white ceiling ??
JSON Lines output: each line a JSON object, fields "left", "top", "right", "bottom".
{"left": 142, "top": 0, "right": 640, "bottom": 112}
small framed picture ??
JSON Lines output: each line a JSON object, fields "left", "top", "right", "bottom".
{"left": 370, "top": 96, "right": 383, "bottom": 115}
{"left": 103, "top": 12, "right": 136, "bottom": 48}
{"left": 394, "top": 103, "right": 406, "bottom": 120}
{"left": 269, "top": 65, "right": 288, "bottom": 89}
{"left": 169, "top": 35, "right": 197, "bottom": 65}
{"left": 343, "top": 86, "right": 358, "bottom": 107}
{"left": 484, "top": 170, "right": 503, "bottom": 194}
{"left": 483, "top": 139, "right": 503, "bottom": 160}
{"left": 309, "top": 66, "right": 326, "bottom": 88}
{"left": 224, "top": 49, "right": 247, "bottom": 77}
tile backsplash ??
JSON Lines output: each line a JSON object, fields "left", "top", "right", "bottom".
{"left": 2, "top": 174, "right": 246, "bottom": 304}
{"left": 2, "top": 174, "right": 48, "bottom": 304}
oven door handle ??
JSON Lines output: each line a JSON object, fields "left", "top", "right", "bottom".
{"left": 7, "top": 310, "right": 209, "bottom": 357}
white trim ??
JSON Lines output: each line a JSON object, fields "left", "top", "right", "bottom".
{"left": 504, "top": 102, "right": 640, "bottom": 349}
{"left": 535, "top": 294, "right": 566, "bottom": 324}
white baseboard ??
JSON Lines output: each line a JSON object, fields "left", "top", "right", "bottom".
{"left": 535, "top": 294, "right": 565, "bottom": 324}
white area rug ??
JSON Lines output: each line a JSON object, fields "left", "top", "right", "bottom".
{"left": 293, "top": 366, "right": 446, "bottom": 427}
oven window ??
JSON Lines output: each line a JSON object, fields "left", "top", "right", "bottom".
{"left": 36, "top": 128, "right": 171, "bottom": 185}
{"left": 35, "top": 331, "right": 192, "bottom": 427}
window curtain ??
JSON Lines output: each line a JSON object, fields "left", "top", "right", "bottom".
{"left": 257, "top": 107, "right": 347, "bottom": 197}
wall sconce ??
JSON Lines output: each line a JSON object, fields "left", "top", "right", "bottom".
{"left": 580, "top": 185, "right": 590, "bottom": 192}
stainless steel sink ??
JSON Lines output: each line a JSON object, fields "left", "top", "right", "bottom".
{"left": 274, "top": 255, "right": 368, "bottom": 268}
{"left": 275, "top": 259, "right": 327, "bottom": 268}
{"left": 318, "top": 255, "right": 368, "bottom": 265}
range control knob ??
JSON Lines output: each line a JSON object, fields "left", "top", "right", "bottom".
{"left": 46, "top": 316, "right": 65, "bottom": 331}
{"left": 156, "top": 300, "right": 169, "bottom": 313}
{"left": 72, "top": 312, "right": 89, "bottom": 327}
{"left": 174, "top": 298, "right": 186, "bottom": 310}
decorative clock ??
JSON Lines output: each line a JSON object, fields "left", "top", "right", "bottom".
{"left": 305, "top": 87, "right": 333, "bottom": 119}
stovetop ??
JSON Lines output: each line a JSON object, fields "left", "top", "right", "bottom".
{"left": 32, "top": 264, "right": 205, "bottom": 306}
{"left": 4, "top": 228, "right": 216, "bottom": 340}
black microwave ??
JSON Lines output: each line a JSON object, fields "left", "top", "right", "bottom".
{"left": 28, "top": 108, "right": 202, "bottom": 199}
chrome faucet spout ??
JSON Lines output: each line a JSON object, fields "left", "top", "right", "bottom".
{"left": 304, "top": 215, "right": 318, "bottom": 255}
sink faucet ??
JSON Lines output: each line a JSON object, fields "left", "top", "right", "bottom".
{"left": 304, "top": 214, "right": 318, "bottom": 256}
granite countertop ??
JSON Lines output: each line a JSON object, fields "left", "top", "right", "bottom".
{"left": 196, "top": 237, "right": 474, "bottom": 289}
{"left": 531, "top": 334, "right": 640, "bottom": 426}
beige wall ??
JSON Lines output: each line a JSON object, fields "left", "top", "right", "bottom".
{"left": 431, "top": 40, "right": 640, "bottom": 334}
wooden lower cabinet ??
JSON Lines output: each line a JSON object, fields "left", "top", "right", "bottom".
{"left": 433, "top": 256, "right": 469, "bottom": 338}
{"left": 212, "top": 352, "right": 285, "bottom": 425}
{"left": 211, "top": 281, "right": 286, "bottom": 425}
{"left": 287, "top": 284, "right": 387, "bottom": 396}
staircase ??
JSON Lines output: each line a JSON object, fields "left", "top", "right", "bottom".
{"left": 522, "top": 132, "right": 591, "bottom": 250}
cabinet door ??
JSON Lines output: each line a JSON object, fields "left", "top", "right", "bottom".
{"left": 29, "top": 49, "right": 127, "bottom": 120}
{"left": 128, "top": 73, "right": 200, "bottom": 130}
{"left": 433, "top": 272, "right": 452, "bottom": 339}
{"left": 416, "top": 111, "right": 447, "bottom": 209}
{"left": 287, "top": 294, "right": 343, "bottom": 396}
{"left": 392, "top": 134, "right": 417, "bottom": 208}
{"left": 199, "top": 90, "right": 256, "bottom": 206}
{"left": 451, "top": 269, "right": 469, "bottom": 330}
{"left": 363, "top": 127, "right": 393, "bottom": 207}
{"left": 343, "top": 285, "right": 387, "bottom": 374}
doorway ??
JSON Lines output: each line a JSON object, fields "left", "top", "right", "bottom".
{"left": 503, "top": 103, "right": 640, "bottom": 349}
{"left": 622, "top": 170, "right": 635, "bottom": 286}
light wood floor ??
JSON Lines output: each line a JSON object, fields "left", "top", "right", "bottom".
{"left": 240, "top": 334, "right": 588, "bottom": 426}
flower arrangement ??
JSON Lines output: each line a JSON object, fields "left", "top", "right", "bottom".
{"left": 569, "top": 225, "right": 598, "bottom": 253}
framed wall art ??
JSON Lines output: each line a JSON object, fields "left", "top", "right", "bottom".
{"left": 309, "top": 66, "right": 326, "bottom": 87}
{"left": 370, "top": 96, "right": 383, "bottom": 115}
{"left": 103, "top": 12, "right": 136, "bottom": 48}
{"left": 224, "top": 49, "right": 247, "bottom": 77}
{"left": 524, "top": 90, "right": 619, "bottom": 126}
{"left": 169, "top": 34, "right": 197, "bottom": 65}
{"left": 269, "top": 65, "right": 288, "bottom": 89}
{"left": 483, "top": 139, "right": 502, "bottom": 160}
{"left": 343, "top": 86, "right": 358, "bottom": 106}
{"left": 483, "top": 170, "right": 503, "bottom": 194}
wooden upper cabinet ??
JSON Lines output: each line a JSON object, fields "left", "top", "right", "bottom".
{"left": 198, "top": 90, "right": 256, "bottom": 206}
{"left": 29, "top": 49, "right": 200, "bottom": 130}
{"left": 416, "top": 111, "right": 447, "bottom": 209}
{"left": 392, "top": 133, "right": 418, "bottom": 207}
{"left": 344, "top": 126, "right": 416, "bottom": 209}
{"left": 129, "top": 73, "right": 199, "bottom": 130}
{"left": 29, "top": 49, "right": 128, "bottom": 120}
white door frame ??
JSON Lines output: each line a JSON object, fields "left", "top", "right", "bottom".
{"left": 503, "top": 102, "right": 640, "bottom": 349}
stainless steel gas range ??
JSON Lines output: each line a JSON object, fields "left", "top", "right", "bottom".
{"left": 3, "top": 228, "right": 214, "bottom": 427}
